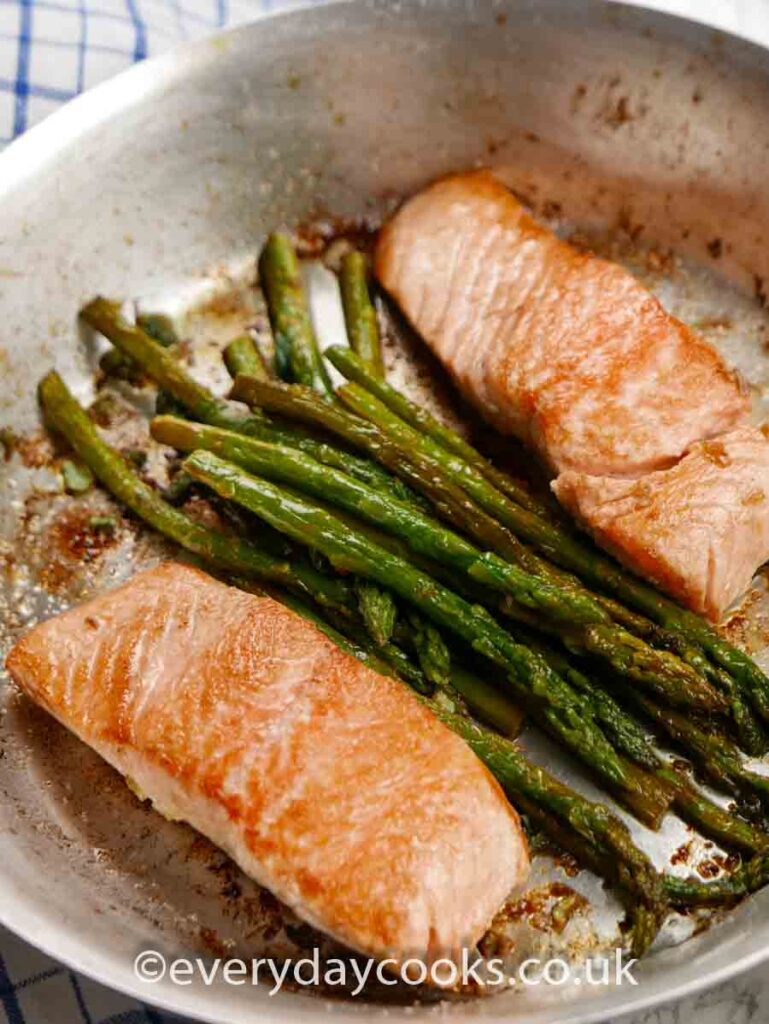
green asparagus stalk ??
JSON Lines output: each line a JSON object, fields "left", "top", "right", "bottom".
{"left": 151, "top": 414, "right": 726, "bottom": 715}
{"left": 660, "top": 769, "right": 769, "bottom": 854}
{"left": 505, "top": 771, "right": 766, "bottom": 913}
{"left": 258, "top": 233, "right": 333, "bottom": 395}
{"left": 624, "top": 688, "right": 769, "bottom": 811}
{"left": 99, "top": 307, "right": 178, "bottom": 379}
{"left": 83, "top": 297, "right": 269, "bottom": 429}
{"left": 150, "top": 414, "right": 607, "bottom": 628}
{"left": 355, "top": 580, "right": 398, "bottom": 647}
{"left": 331, "top": 377, "right": 769, "bottom": 723}
{"left": 37, "top": 371, "right": 354, "bottom": 615}
{"left": 402, "top": 611, "right": 452, "bottom": 688}
{"left": 665, "top": 853, "right": 769, "bottom": 907}
{"left": 338, "top": 252, "right": 385, "bottom": 377}
{"left": 509, "top": 623, "right": 769, "bottom": 852}
{"left": 473, "top": 558, "right": 726, "bottom": 714}
{"left": 327, "top": 345, "right": 552, "bottom": 514}
{"left": 447, "top": 664, "right": 524, "bottom": 737}
{"left": 81, "top": 298, "right": 415, "bottom": 501}
{"left": 223, "top": 334, "right": 270, "bottom": 380}
{"left": 183, "top": 449, "right": 675, "bottom": 827}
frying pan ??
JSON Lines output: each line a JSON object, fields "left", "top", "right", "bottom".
{"left": 3, "top": 1, "right": 769, "bottom": 1021}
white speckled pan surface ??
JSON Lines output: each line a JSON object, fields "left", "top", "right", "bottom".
{"left": 3, "top": 2, "right": 769, "bottom": 1021}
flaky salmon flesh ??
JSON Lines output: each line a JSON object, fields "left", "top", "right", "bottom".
{"left": 375, "top": 170, "right": 749, "bottom": 479}
{"left": 375, "top": 169, "right": 767, "bottom": 619}
{"left": 5, "top": 562, "right": 529, "bottom": 967}
{"left": 554, "top": 427, "right": 769, "bottom": 622}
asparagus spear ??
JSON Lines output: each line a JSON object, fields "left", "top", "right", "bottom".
{"left": 327, "top": 345, "right": 552, "bottom": 514}
{"left": 37, "top": 371, "right": 354, "bottom": 615}
{"left": 99, "top": 308, "right": 178, "bottom": 379}
{"left": 448, "top": 664, "right": 524, "bottom": 737}
{"left": 355, "top": 580, "right": 398, "bottom": 646}
{"left": 183, "top": 449, "right": 675, "bottom": 827}
{"left": 82, "top": 297, "right": 270, "bottom": 429}
{"left": 510, "top": 623, "right": 769, "bottom": 852}
{"left": 152, "top": 414, "right": 726, "bottom": 715}
{"left": 258, "top": 233, "right": 333, "bottom": 395}
{"left": 223, "top": 334, "right": 270, "bottom": 380}
{"left": 150, "top": 414, "right": 609, "bottom": 628}
{"left": 332, "top": 377, "right": 769, "bottom": 722}
{"left": 403, "top": 611, "right": 452, "bottom": 688}
{"left": 81, "top": 298, "right": 414, "bottom": 500}
{"left": 506, "top": 773, "right": 767, "bottom": 913}
{"left": 623, "top": 687, "right": 769, "bottom": 812}
{"left": 665, "top": 853, "right": 769, "bottom": 907}
{"left": 338, "top": 252, "right": 385, "bottom": 377}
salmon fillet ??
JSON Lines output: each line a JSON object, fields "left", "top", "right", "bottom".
{"left": 5, "top": 562, "right": 528, "bottom": 964}
{"left": 554, "top": 427, "right": 769, "bottom": 621}
{"left": 375, "top": 170, "right": 748, "bottom": 477}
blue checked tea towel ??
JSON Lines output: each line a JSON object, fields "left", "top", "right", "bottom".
{"left": 0, "top": 0, "right": 314, "bottom": 145}
{"left": 2, "top": 2, "right": 769, "bottom": 1024}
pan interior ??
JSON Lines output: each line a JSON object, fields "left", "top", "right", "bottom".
{"left": 2, "top": 2, "right": 769, "bottom": 1020}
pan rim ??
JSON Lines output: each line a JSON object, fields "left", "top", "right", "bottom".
{"left": 2, "top": 1, "right": 769, "bottom": 1021}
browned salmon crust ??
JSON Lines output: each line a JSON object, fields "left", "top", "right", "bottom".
{"left": 5, "top": 562, "right": 529, "bottom": 964}
{"left": 375, "top": 170, "right": 748, "bottom": 478}
{"left": 554, "top": 427, "right": 769, "bottom": 621}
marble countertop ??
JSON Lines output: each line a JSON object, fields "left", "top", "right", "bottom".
{"left": 619, "top": 973, "right": 769, "bottom": 1024}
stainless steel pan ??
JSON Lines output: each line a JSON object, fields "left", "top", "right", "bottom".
{"left": 3, "top": 2, "right": 769, "bottom": 1021}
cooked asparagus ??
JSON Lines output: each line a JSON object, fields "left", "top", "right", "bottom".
{"left": 223, "top": 334, "right": 270, "bottom": 380}
{"left": 258, "top": 233, "right": 333, "bottom": 394}
{"left": 339, "top": 252, "right": 385, "bottom": 377}
{"left": 81, "top": 298, "right": 412, "bottom": 499}
{"left": 327, "top": 345, "right": 549, "bottom": 513}
{"left": 38, "top": 371, "right": 354, "bottom": 614}
{"left": 332, "top": 375, "right": 769, "bottom": 724}
{"left": 183, "top": 449, "right": 676, "bottom": 827}
{"left": 355, "top": 580, "right": 398, "bottom": 647}
{"left": 152, "top": 414, "right": 726, "bottom": 715}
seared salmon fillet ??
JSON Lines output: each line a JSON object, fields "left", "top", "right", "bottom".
{"left": 375, "top": 170, "right": 748, "bottom": 477}
{"left": 554, "top": 427, "right": 769, "bottom": 621}
{"left": 5, "top": 562, "right": 528, "bottom": 964}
